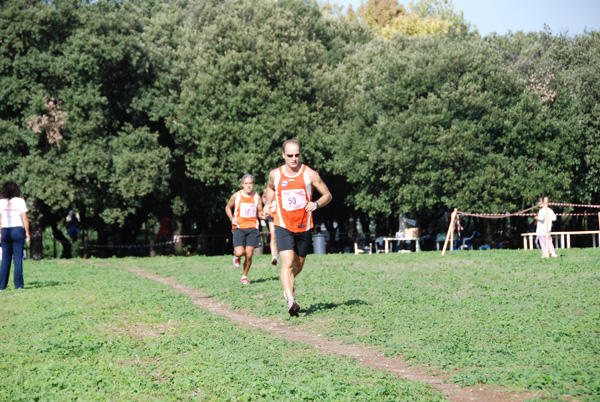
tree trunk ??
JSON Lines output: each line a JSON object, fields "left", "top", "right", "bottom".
{"left": 30, "top": 220, "right": 43, "bottom": 261}
{"left": 51, "top": 223, "right": 72, "bottom": 258}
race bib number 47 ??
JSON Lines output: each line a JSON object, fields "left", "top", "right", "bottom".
{"left": 281, "top": 189, "right": 307, "bottom": 211}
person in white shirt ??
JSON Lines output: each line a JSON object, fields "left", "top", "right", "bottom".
{"left": 535, "top": 196, "right": 557, "bottom": 258}
{"left": 0, "top": 181, "right": 30, "bottom": 290}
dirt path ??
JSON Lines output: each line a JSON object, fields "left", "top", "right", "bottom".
{"left": 119, "top": 264, "right": 537, "bottom": 402}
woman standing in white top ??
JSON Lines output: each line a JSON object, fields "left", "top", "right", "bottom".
{"left": 0, "top": 181, "right": 30, "bottom": 290}
{"left": 535, "top": 196, "right": 558, "bottom": 258}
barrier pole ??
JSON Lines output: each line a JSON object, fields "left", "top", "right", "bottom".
{"left": 441, "top": 209, "right": 457, "bottom": 256}
{"left": 544, "top": 201, "right": 550, "bottom": 258}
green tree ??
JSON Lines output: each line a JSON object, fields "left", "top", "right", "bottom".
{"left": 489, "top": 29, "right": 600, "bottom": 205}
{"left": 328, "top": 34, "right": 586, "bottom": 231}
{"left": 145, "top": 0, "right": 370, "bottom": 239}
{"left": 2, "top": 0, "right": 597, "bottom": 253}
{"left": 0, "top": 0, "right": 171, "bottom": 255}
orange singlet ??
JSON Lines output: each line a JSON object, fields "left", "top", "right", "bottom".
{"left": 273, "top": 164, "right": 313, "bottom": 232}
{"left": 232, "top": 190, "right": 260, "bottom": 231}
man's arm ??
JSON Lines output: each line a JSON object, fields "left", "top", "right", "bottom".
{"left": 306, "top": 169, "right": 332, "bottom": 212}
{"left": 257, "top": 194, "right": 264, "bottom": 217}
{"left": 262, "top": 170, "right": 276, "bottom": 216}
{"left": 225, "top": 193, "right": 238, "bottom": 227}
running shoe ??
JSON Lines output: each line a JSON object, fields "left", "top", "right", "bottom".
{"left": 233, "top": 256, "right": 241, "bottom": 268}
{"left": 241, "top": 277, "right": 250, "bottom": 285}
{"left": 287, "top": 298, "right": 300, "bottom": 317}
{"left": 271, "top": 254, "right": 279, "bottom": 266}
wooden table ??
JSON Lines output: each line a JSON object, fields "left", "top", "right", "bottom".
{"left": 383, "top": 237, "right": 420, "bottom": 253}
{"left": 521, "top": 230, "right": 600, "bottom": 250}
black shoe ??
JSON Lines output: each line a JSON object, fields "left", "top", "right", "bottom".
{"left": 287, "top": 299, "right": 300, "bottom": 317}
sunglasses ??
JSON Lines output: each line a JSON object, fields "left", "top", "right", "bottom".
{"left": 285, "top": 154, "right": 300, "bottom": 158}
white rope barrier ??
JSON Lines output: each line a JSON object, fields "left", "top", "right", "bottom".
{"left": 549, "top": 202, "right": 600, "bottom": 209}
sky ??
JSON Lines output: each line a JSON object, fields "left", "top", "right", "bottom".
{"left": 333, "top": 0, "right": 600, "bottom": 36}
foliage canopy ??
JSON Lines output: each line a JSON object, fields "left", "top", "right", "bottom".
{"left": 0, "top": 0, "right": 598, "bottom": 250}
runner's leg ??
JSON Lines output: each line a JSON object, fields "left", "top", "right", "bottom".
{"left": 243, "top": 246, "right": 254, "bottom": 277}
{"left": 280, "top": 249, "right": 296, "bottom": 299}
{"left": 292, "top": 254, "right": 305, "bottom": 278}
{"left": 234, "top": 246, "right": 245, "bottom": 259}
{"left": 269, "top": 221, "right": 278, "bottom": 259}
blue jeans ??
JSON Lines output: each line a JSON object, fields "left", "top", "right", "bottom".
{"left": 0, "top": 227, "right": 26, "bottom": 289}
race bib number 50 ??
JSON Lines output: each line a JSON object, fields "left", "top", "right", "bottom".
{"left": 281, "top": 189, "right": 307, "bottom": 211}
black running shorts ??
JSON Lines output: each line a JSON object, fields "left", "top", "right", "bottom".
{"left": 275, "top": 226, "right": 312, "bottom": 257}
{"left": 233, "top": 228, "right": 260, "bottom": 248}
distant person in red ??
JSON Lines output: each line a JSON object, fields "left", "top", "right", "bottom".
{"left": 157, "top": 217, "right": 171, "bottom": 242}
{"left": 0, "top": 181, "right": 30, "bottom": 290}
{"left": 225, "top": 174, "right": 263, "bottom": 285}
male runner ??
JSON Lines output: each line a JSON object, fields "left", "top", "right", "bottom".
{"left": 263, "top": 140, "right": 332, "bottom": 316}
{"left": 225, "top": 174, "right": 263, "bottom": 285}
{"left": 262, "top": 192, "right": 279, "bottom": 266}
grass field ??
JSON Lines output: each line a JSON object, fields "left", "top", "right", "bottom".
{"left": 1, "top": 249, "right": 598, "bottom": 401}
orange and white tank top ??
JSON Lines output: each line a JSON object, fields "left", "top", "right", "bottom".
{"left": 273, "top": 164, "right": 313, "bottom": 233}
{"left": 232, "top": 191, "right": 259, "bottom": 231}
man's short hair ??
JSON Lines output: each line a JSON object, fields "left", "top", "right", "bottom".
{"left": 241, "top": 174, "right": 255, "bottom": 184}
{"left": 282, "top": 139, "right": 300, "bottom": 153}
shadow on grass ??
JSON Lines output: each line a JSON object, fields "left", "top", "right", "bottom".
{"left": 303, "top": 299, "right": 369, "bottom": 316}
{"left": 26, "top": 280, "right": 67, "bottom": 289}
{"left": 250, "top": 276, "right": 280, "bottom": 284}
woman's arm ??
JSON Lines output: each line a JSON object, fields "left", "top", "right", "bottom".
{"left": 22, "top": 212, "right": 30, "bottom": 241}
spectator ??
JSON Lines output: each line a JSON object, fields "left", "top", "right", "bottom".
{"left": 0, "top": 181, "right": 30, "bottom": 290}
{"left": 535, "top": 196, "right": 558, "bottom": 258}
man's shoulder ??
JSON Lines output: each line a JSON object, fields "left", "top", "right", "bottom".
{"left": 269, "top": 166, "right": 283, "bottom": 177}
{"left": 304, "top": 165, "right": 320, "bottom": 179}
